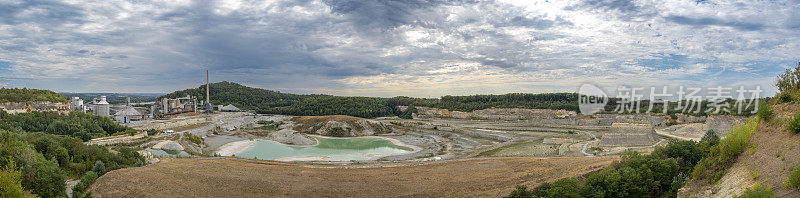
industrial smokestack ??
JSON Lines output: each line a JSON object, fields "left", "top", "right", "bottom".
{"left": 206, "top": 70, "right": 210, "bottom": 105}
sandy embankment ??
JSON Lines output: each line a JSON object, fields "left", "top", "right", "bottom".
{"left": 215, "top": 140, "right": 258, "bottom": 156}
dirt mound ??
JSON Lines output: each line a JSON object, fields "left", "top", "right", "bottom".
{"left": 91, "top": 157, "right": 618, "bottom": 198}
{"left": 291, "top": 115, "right": 392, "bottom": 137}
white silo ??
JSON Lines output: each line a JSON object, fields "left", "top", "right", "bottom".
{"left": 95, "top": 96, "right": 110, "bottom": 117}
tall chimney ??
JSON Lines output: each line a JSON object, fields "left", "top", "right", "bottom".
{"left": 206, "top": 70, "right": 210, "bottom": 106}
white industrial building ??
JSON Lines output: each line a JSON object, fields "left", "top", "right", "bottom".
{"left": 70, "top": 97, "right": 88, "bottom": 113}
{"left": 93, "top": 96, "right": 110, "bottom": 117}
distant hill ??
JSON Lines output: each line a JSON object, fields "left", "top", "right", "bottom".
{"left": 161, "top": 81, "right": 581, "bottom": 118}
{"left": 159, "top": 81, "right": 316, "bottom": 110}
{"left": 0, "top": 88, "right": 68, "bottom": 103}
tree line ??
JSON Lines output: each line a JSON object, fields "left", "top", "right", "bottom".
{"left": 0, "top": 111, "right": 135, "bottom": 141}
{"left": 161, "top": 82, "right": 582, "bottom": 118}
{"left": 0, "top": 88, "right": 69, "bottom": 103}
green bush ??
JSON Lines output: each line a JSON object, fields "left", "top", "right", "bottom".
{"left": 398, "top": 105, "right": 417, "bottom": 119}
{"left": 186, "top": 133, "right": 204, "bottom": 145}
{"left": 72, "top": 171, "right": 98, "bottom": 197}
{"left": 776, "top": 62, "right": 800, "bottom": 93}
{"left": 328, "top": 127, "right": 348, "bottom": 137}
{"left": 735, "top": 184, "right": 774, "bottom": 198}
{"left": 146, "top": 129, "right": 159, "bottom": 136}
{"left": 777, "top": 92, "right": 795, "bottom": 104}
{"left": 788, "top": 166, "right": 800, "bottom": 190}
{"left": 701, "top": 130, "right": 720, "bottom": 147}
{"left": 505, "top": 178, "right": 581, "bottom": 198}
{"left": 93, "top": 160, "right": 106, "bottom": 175}
{"left": 505, "top": 185, "right": 533, "bottom": 198}
{"left": 717, "top": 118, "right": 758, "bottom": 165}
{"left": 692, "top": 118, "right": 758, "bottom": 182}
{"left": 0, "top": 159, "right": 35, "bottom": 198}
{"left": 756, "top": 101, "right": 773, "bottom": 121}
{"left": 787, "top": 111, "right": 800, "bottom": 134}
{"left": 23, "top": 159, "right": 66, "bottom": 198}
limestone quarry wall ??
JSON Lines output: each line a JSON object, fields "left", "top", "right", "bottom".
{"left": 402, "top": 106, "right": 576, "bottom": 120}
{"left": 706, "top": 115, "right": 747, "bottom": 135}
{"left": 600, "top": 123, "right": 659, "bottom": 146}
{"left": 0, "top": 101, "right": 70, "bottom": 114}
{"left": 401, "top": 106, "right": 671, "bottom": 127}
{"left": 676, "top": 114, "right": 706, "bottom": 123}
{"left": 592, "top": 114, "right": 667, "bottom": 126}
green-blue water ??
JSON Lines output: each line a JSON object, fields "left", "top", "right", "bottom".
{"left": 235, "top": 137, "right": 413, "bottom": 161}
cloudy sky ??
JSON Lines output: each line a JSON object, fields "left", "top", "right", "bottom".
{"left": 0, "top": 0, "right": 797, "bottom": 97}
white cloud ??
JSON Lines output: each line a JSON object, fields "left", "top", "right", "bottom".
{"left": 0, "top": 0, "right": 795, "bottom": 96}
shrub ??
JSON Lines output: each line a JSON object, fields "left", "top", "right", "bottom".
{"left": 717, "top": 118, "right": 758, "bottom": 165}
{"left": 24, "top": 159, "right": 66, "bottom": 198}
{"left": 0, "top": 159, "right": 35, "bottom": 198}
{"left": 692, "top": 118, "right": 758, "bottom": 182}
{"left": 93, "top": 160, "right": 106, "bottom": 175}
{"left": 701, "top": 129, "right": 720, "bottom": 146}
{"left": 328, "top": 127, "right": 348, "bottom": 137}
{"left": 751, "top": 169, "right": 759, "bottom": 180}
{"left": 777, "top": 92, "right": 795, "bottom": 104}
{"left": 654, "top": 139, "right": 709, "bottom": 174}
{"left": 505, "top": 178, "right": 581, "bottom": 198}
{"left": 736, "top": 184, "right": 774, "bottom": 198}
{"left": 776, "top": 62, "right": 800, "bottom": 93}
{"left": 788, "top": 166, "right": 800, "bottom": 190}
{"left": 186, "top": 133, "right": 204, "bottom": 145}
{"left": 787, "top": 111, "right": 800, "bottom": 134}
{"left": 505, "top": 185, "right": 533, "bottom": 198}
{"left": 146, "top": 129, "right": 159, "bottom": 136}
{"left": 72, "top": 171, "right": 98, "bottom": 197}
{"left": 757, "top": 101, "right": 773, "bottom": 121}
{"left": 398, "top": 105, "right": 417, "bottom": 119}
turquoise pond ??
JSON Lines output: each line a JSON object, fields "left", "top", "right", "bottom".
{"left": 234, "top": 137, "right": 413, "bottom": 161}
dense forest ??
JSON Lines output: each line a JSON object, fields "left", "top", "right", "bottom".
{"left": 0, "top": 111, "right": 144, "bottom": 197}
{"left": 0, "top": 111, "right": 134, "bottom": 141}
{"left": 0, "top": 88, "right": 69, "bottom": 103}
{"left": 159, "top": 81, "right": 316, "bottom": 110}
{"left": 161, "top": 82, "right": 581, "bottom": 118}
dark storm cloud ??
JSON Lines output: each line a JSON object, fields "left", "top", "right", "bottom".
{"left": 665, "top": 15, "right": 765, "bottom": 31}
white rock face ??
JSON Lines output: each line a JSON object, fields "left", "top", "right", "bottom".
{"left": 162, "top": 142, "right": 185, "bottom": 151}
{"left": 268, "top": 129, "right": 316, "bottom": 145}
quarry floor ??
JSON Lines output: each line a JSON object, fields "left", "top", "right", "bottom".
{"left": 91, "top": 156, "right": 618, "bottom": 198}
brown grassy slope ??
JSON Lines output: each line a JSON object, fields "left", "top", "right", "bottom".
{"left": 682, "top": 103, "right": 800, "bottom": 197}
{"left": 735, "top": 103, "right": 800, "bottom": 197}
{"left": 91, "top": 157, "right": 617, "bottom": 198}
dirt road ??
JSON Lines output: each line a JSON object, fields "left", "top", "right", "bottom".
{"left": 92, "top": 157, "right": 618, "bottom": 197}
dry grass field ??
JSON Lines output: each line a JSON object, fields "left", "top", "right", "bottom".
{"left": 92, "top": 157, "right": 618, "bottom": 197}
